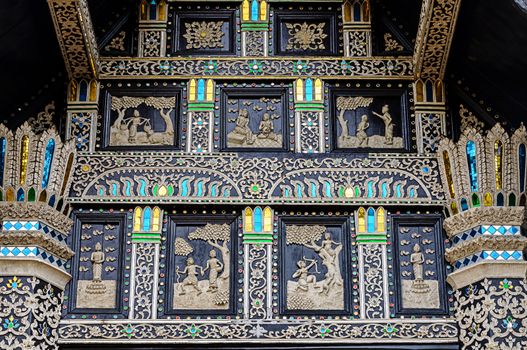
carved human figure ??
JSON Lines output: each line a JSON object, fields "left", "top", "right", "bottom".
{"left": 410, "top": 243, "right": 425, "bottom": 281}
{"left": 178, "top": 257, "right": 204, "bottom": 295}
{"left": 229, "top": 109, "right": 255, "bottom": 145}
{"left": 203, "top": 249, "right": 223, "bottom": 292}
{"left": 126, "top": 110, "right": 148, "bottom": 143}
{"left": 372, "top": 104, "right": 394, "bottom": 145}
{"left": 257, "top": 113, "right": 278, "bottom": 141}
{"left": 356, "top": 114, "right": 369, "bottom": 147}
{"left": 305, "top": 232, "right": 343, "bottom": 295}
{"left": 292, "top": 258, "right": 318, "bottom": 291}
{"left": 90, "top": 242, "right": 105, "bottom": 282}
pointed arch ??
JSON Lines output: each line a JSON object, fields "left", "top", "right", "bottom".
{"left": 260, "top": 1, "right": 267, "bottom": 21}
{"left": 263, "top": 207, "right": 273, "bottom": 233}
{"left": 367, "top": 207, "right": 375, "bottom": 233}
{"left": 253, "top": 207, "right": 263, "bottom": 232}
{"left": 79, "top": 80, "right": 88, "bottom": 101}
{"left": 357, "top": 207, "right": 366, "bottom": 233}
{"left": 19, "top": 135, "right": 29, "bottom": 185}
{"left": 251, "top": 0, "right": 259, "bottom": 21}
{"left": 143, "top": 207, "right": 152, "bottom": 231}
{"left": 206, "top": 80, "right": 214, "bottom": 101}
{"left": 377, "top": 207, "right": 385, "bottom": 232}
{"left": 189, "top": 79, "right": 197, "bottom": 101}
{"left": 242, "top": 0, "right": 250, "bottom": 21}
{"left": 152, "top": 207, "right": 161, "bottom": 232}
{"left": 133, "top": 207, "right": 142, "bottom": 232}
{"left": 41, "top": 139, "right": 55, "bottom": 189}
{"left": 244, "top": 207, "right": 253, "bottom": 232}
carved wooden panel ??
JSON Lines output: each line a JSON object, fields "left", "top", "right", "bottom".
{"left": 64, "top": 211, "right": 129, "bottom": 318}
{"left": 279, "top": 215, "right": 352, "bottom": 316}
{"left": 392, "top": 214, "right": 449, "bottom": 316}
{"left": 100, "top": 85, "right": 182, "bottom": 150}
{"left": 329, "top": 83, "right": 412, "bottom": 152}
{"left": 172, "top": 8, "right": 236, "bottom": 56}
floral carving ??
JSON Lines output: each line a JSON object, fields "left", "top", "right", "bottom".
{"left": 183, "top": 21, "right": 225, "bottom": 49}
{"left": 286, "top": 22, "right": 327, "bottom": 51}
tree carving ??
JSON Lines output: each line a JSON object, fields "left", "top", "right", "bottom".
{"left": 336, "top": 96, "right": 373, "bottom": 139}
{"left": 188, "top": 223, "right": 231, "bottom": 279}
{"left": 174, "top": 237, "right": 193, "bottom": 256}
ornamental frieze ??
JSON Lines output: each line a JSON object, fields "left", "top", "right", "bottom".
{"left": 69, "top": 153, "right": 444, "bottom": 205}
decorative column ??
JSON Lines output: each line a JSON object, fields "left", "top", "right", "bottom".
{"left": 414, "top": 79, "right": 446, "bottom": 154}
{"left": 0, "top": 123, "right": 76, "bottom": 349}
{"left": 129, "top": 206, "right": 163, "bottom": 319}
{"left": 66, "top": 79, "right": 99, "bottom": 152}
{"left": 294, "top": 78, "right": 325, "bottom": 153}
{"left": 138, "top": 0, "right": 168, "bottom": 57}
{"left": 438, "top": 124, "right": 527, "bottom": 349}
{"left": 186, "top": 79, "right": 215, "bottom": 153}
{"left": 342, "top": 0, "right": 372, "bottom": 57}
{"left": 355, "top": 207, "right": 390, "bottom": 319}
{"left": 240, "top": 0, "right": 269, "bottom": 57}
{"left": 242, "top": 207, "right": 274, "bottom": 319}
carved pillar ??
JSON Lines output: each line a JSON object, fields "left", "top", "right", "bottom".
{"left": 294, "top": 78, "right": 325, "bottom": 153}
{"left": 138, "top": 0, "right": 168, "bottom": 57}
{"left": 0, "top": 124, "right": 76, "bottom": 349}
{"left": 355, "top": 207, "right": 390, "bottom": 319}
{"left": 186, "top": 79, "right": 216, "bottom": 153}
{"left": 129, "top": 206, "right": 163, "bottom": 319}
{"left": 342, "top": 0, "right": 372, "bottom": 57}
{"left": 242, "top": 207, "right": 274, "bottom": 319}
{"left": 66, "top": 79, "right": 99, "bottom": 152}
{"left": 414, "top": 79, "right": 446, "bottom": 154}
{"left": 240, "top": 0, "right": 269, "bottom": 57}
{"left": 438, "top": 124, "right": 527, "bottom": 349}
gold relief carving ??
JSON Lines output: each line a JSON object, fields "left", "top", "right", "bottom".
{"left": 384, "top": 33, "right": 404, "bottom": 52}
{"left": 110, "top": 96, "right": 175, "bottom": 146}
{"left": 401, "top": 244, "right": 440, "bottom": 309}
{"left": 227, "top": 108, "right": 283, "bottom": 148}
{"left": 48, "top": 0, "right": 99, "bottom": 78}
{"left": 445, "top": 236, "right": 527, "bottom": 264}
{"left": 183, "top": 21, "right": 225, "bottom": 49}
{"left": 286, "top": 225, "right": 344, "bottom": 310}
{"left": 459, "top": 104, "right": 485, "bottom": 133}
{"left": 413, "top": 0, "right": 462, "bottom": 79}
{"left": 0, "top": 203, "right": 73, "bottom": 234}
{"left": 443, "top": 207, "right": 525, "bottom": 237}
{"left": 173, "top": 224, "right": 231, "bottom": 310}
{"left": 26, "top": 102, "right": 56, "bottom": 134}
{"left": 286, "top": 22, "right": 327, "bottom": 51}
{"left": 104, "top": 31, "right": 126, "bottom": 52}
{"left": 0, "top": 231, "right": 74, "bottom": 260}
{"left": 336, "top": 97, "right": 403, "bottom": 148}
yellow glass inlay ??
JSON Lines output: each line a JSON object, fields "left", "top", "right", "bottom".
{"left": 357, "top": 207, "right": 366, "bottom": 233}
{"left": 242, "top": 0, "right": 250, "bottom": 21}
{"left": 89, "top": 81, "right": 97, "bottom": 102}
{"left": 158, "top": 185, "right": 168, "bottom": 197}
{"left": 19, "top": 135, "right": 29, "bottom": 185}
{"left": 189, "top": 79, "right": 196, "bottom": 101}
{"left": 152, "top": 207, "right": 161, "bottom": 232}
{"left": 314, "top": 79, "right": 323, "bottom": 101}
{"left": 415, "top": 80, "right": 424, "bottom": 102}
{"left": 133, "top": 207, "right": 142, "bottom": 232}
{"left": 443, "top": 151, "right": 455, "bottom": 198}
{"left": 260, "top": 1, "right": 267, "bottom": 21}
{"left": 244, "top": 207, "right": 253, "bottom": 232}
{"left": 494, "top": 140, "right": 503, "bottom": 190}
{"left": 60, "top": 153, "right": 75, "bottom": 196}
{"left": 158, "top": 0, "right": 167, "bottom": 21}
{"left": 484, "top": 192, "right": 493, "bottom": 206}
{"left": 295, "top": 79, "right": 304, "bottom": 102}
{"left": 263, "top": 207, "right": 273, "bottom": 233}
{"left": 6, "top": 187, "right": 14, "bottom": 201}
{"left": 69, "top": 80, "right": 78, "bottom": 101}
{"left": 377, "top": 207, "right": 385, "bottom": 232}
{"left": 450, "top": 202, "right": 458, "bottom": 215}
{"left": 343, "top": 1, "right": 352, "bottom": 22}
{"left": 435, "top": 80, "right": 443, "bottom": 102}
{"left": 140, "top": 0, "right": 147, "bottom": 20}
{"left": 206, "top": 79, "right": 214, "bottom": 101}
{"left": 363, "top": 0, "right": 370, "bottom": 22}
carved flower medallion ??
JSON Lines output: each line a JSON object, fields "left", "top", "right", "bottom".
{"left": 286, "top": 22, "right": 327, "bottom": 50}
{"left": 183, "top": 21, "right": 225, "bottom": 49}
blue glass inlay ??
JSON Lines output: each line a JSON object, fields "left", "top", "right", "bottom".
{"left": 396, "top": 184, "right": 401, "bottom": 198}
{"left": 284, "top": 188, "right": 290, "bottom": 198}
{"left": 0, "top": 137, "right": 6, "bottom": 185}
{"left": 181, "top": 180, "right": 189, "bottom": 197}
{"left": 367, "top": 208, "right": 375, "bottom": 233}
{"left": 139, "top": 179, "right": 147, "bottom": 196}
{"left": 409, "top": 188, "right": 415, "bottom": 197}
{"left": 149, "top": 1, "right": 157, "bottom": 20}
{"left": 497, "top": 192, "right": 504, "bottom": 206}
{"left": 41, "top": 139, "right": 55, "bottom": 189}
{"left": 466, "top": 141, "right": 479, "bottom": 192}
{"left": 519, "top": 144, "right": 526, "bottom": 192}
{"left": 425, "top": 81, "right": 434, "bottom": 102}
{"left": 353, "top": 3, "right": 361, "bottom": 21}
{"left": 143, "top": 207, "right": 151, "bottom": 231}
{"left": 79, "top": 81, "right": 88, "bottom": 101}
{"left": 111, "top": 183, "right": 118, "bottom": 196}
{"left": 305, "top": 79, "right": 313, "bottom": 101}
{"left": 310, "top": 183, "right": 317, "bottom": 197}
{"left": 211, "top": 184, "right": 217, "bottom": 197}
{"left": 125, "top": 180, "right": 131, "bottom": 196}
{"left": 197, "top": 79, "right": 205, "bottom": 101}
{"left": 17, "top": 188, "right": 24, "bottom": 201}
{"left": 296, "top": 184, "right": 302, "bottom": 198}
{"left": 254, "top": 207, "right": 263, "bottom": 232}
{"left": 223, "top": 189, "right": 229, "bottom": 197}
{"left": 382, "top": 183, "right": 388, "bottom": 198}
{"left": 251, "top": 0, "right": 259, "bottom": 21}
{"left": 48, "top": 195, "right": 55, "bottom": 207}
{"left": 461, "top": 198, "right": 469, "bottom": 211}
{"left": 197, "top": 181, "right": 204, "bottom": 197}
{"left": 367, "top": 181, "right": 373, "bottom": 198}
{"left": 325, "top": 182, "right": 332, "bottom": 198}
